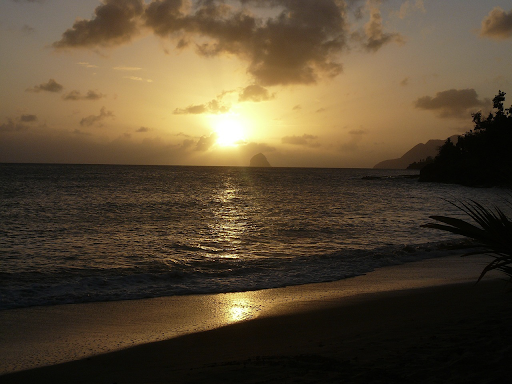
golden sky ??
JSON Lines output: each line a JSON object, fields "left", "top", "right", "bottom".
{"left": 1, "top": 0, "right": 511, "bottom": 167}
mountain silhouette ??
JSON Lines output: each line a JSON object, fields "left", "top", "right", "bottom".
{"left": 373, "top": 136, "right": 458, "bottom": 169}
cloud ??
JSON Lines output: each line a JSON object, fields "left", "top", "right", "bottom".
{"left": 238, "top": 84, "right": 274, "bottom": 102}
{"left": 78, "top": 62, "right": 99, "bottom": 68}
{"left": 0, "top": 114, "right": 38, "bottom": 132}
{"left": 12, "top": 0, "right": 45, "bottom": 3}
{"left": 63, "top": 90, "right": 105, "bottom": 101}
{"left": 20, "top": 114, "right": 38, "bottom": 122}
{"left": 175, "top": 85, "right": 273, "bottom": 115}
{"left": 113, "top": 66, "right": 142, "bottom": 71}
{"left": 400, "top": 77, "right": 409, "bottom": 86}
{"left": 339, "top": 129, "right": 367, "bottom": 151}
{"left": 360, "top": 0, "right": 405, "bottom": 52}
{"left": 195, "top": 132, "right": 218, "bottom": 151}
{"left": 21, "top": 25, "right": 35, "bottom": 35}
{"left": 26, "top": 78, "right": 63, "bottom": 93}
{"left": 174, "top": 98, "right": 230, "bottom": 115}
{"left": 396, "top": 0, "right": 425, "bottom": 20}
{"left": 53, "top": 1, "right": 408, "bottom": 86}
{"left": 414, "top": 89, "right": 491, "bottom": 119}
{"left": 292, "top": 105, "right": 302, "bottom": 111}
{"left": 282, "top": 134, "right": 320, "bottom": 147}
{"left": 136, "top": 126, "right": 150, "bottom": 132}
{"left": 54, "top": 0, "right": 352, "bottom": 86}
{"left": 53, "top": 0, "right": 145, "bottom": 49}
{"left": 79, "top": 107, "right": 115, "bottom": 127}
{"left": 124, "top": 76, "right": 153, "bottom": 82}
{"left": 479, "top": 7, "right": 512, "bottom": 40}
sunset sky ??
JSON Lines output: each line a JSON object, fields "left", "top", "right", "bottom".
{"left": 1, "top": 0, "right": 511, "bottom": 168}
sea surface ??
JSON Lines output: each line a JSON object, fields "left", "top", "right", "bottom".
{"left": 0, "top": 163, "right": 509, "bottom": 310}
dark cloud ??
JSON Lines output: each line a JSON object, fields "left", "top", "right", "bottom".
{"left": 80, "top": 107, "right": 115, "bottom": 127}
{"left": 195, "top": 132, "right": 218, "bottom": 151}
{"left": 181, "top": 138, "right": 195, "bottom": 149}
{"left": 339, "top": 129, "right": 366, "bottom": 152}
{"left": 480, "top": 7, "right": 512, "bottom": 40}
{"left": 414, "top": 89, "right": 491, "bottom": 119}
{"left": 21, "top": 25, "right": 35, "bottom": 35}
{"left": 136, "top": 126, "right": 150, "bottom": 132}
{"left": 174, "top": 99, "right": 230, "bottom": 114}
{"left": 54, "top": 0, "right": 352, "bottom": 86}
{"left": 175, "top": 85, "right": 274, "bottom": 115}
{"left": 12, "top": 0, "right": 45, "bottom": 3}
{"left": 359, "top": 0, "right": 404, "bottom": 52}
{"left": 281, "top": 134, "right": 320, "bottom": 147}
{"left": 0, "top": 114, "right": 38, "bottom": 132}
{"left": 53, "top": 0, "right": 406, "bottom": 86}
{"left": 400, "top": 77, "right": 409, "bottom": 86}
{"left": 26, "top": 79, "right": 63, "bottom": 93}
{"left": 239, "top": 141, "right": 276, "bottom": 156}
{"left": 20, "top": 114, "right": 38, "bottom": 122}
{"left": 292, "top": 104, "right": 302, "bottom": 111}
{"left": 0, "top": 119, "right": 27, "bottom": 132}
{"left": 238, "top": 84, "right": 274, "bottom": 102}
{"left": 53, "top": 0, "right": 145, "bottom": 49}
{"left": 63, "top": 90, "right": 105, "bottom": 101}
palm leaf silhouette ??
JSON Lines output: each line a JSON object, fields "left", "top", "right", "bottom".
{"left": 422, "top": 200, "right": 512, "bottom": 281}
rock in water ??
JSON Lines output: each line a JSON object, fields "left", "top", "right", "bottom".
{"left": 250, "top": 153, "right": 271, "bottom": 167}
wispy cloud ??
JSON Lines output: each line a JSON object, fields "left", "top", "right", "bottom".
{"left": 282, "top": 134, "right": 320, "bottom": 148}
{"left": 79, "top": 107, "right": 115, "bottom": 127}
{"left": 174, "top": 99, "right": 229, "bottom": 115}
{"left": 78, "top": 62, "right": 98, "bottom": 68}
{"left": 124, "top": 76, "right": 153, "bottom": 82}
{"left": 63, "top": 90, "right": 105, "bottom": 101}
{"left": 26, "top": 78, "right": 63, "bottom": 93}
{"left": 359, "top": 0, "right": 405, "bottom": 52}
{"left": 113, "top": 66, "right": 142, "bottom": 71}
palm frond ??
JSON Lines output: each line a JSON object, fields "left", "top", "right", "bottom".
{"left": 422, "top": 200, "right": 512, "bottom": 281}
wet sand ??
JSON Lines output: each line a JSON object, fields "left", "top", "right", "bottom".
{"left": 1, "top": 255, "right": 511, "bottom": 383}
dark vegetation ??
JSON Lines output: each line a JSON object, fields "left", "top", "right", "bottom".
{"left": 419, "top": 91, "right": 512, "bottom": 187}
{"left": 407, "top": 156, "right": 434, "bottom": 170}
{"left": 423, "top": 200, "right": 512, "bottom": 282}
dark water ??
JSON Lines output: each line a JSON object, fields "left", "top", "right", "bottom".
{"left": 0, "top": 163, "right": 507, "bottom": 310}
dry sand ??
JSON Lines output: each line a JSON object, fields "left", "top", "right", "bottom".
{"left": 1, "top": 255, "right": 511, "bottom": 383}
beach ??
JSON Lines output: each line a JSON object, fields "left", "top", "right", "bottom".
{"left": 1, "top": 254, "right": 511, "bottom": 383}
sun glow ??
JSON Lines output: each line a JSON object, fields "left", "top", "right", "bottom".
{"left": 212, "top": 115, "right": 246, "bottom": 147}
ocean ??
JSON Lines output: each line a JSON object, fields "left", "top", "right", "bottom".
{"left": 0, "top": 163, "right": 508, "bottom": 311}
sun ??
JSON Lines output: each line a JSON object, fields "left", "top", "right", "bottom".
{"left": 212, "top": 115, "right": 246, "bottom": 147}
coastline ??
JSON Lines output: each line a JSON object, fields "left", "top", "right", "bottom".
{"left": 1, "top": 254, "right": 511, "bottom": 383}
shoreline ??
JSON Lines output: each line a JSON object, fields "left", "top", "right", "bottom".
{"left": 1, "top": 254, "right": 511, "bottom": 382}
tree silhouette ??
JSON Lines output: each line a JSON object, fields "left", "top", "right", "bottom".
{"left": 419, "top": 91, "right": 512, "bottom": 187}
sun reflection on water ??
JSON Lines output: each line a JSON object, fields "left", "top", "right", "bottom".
{"left": 209, "top": 180, "right": 248, "bottom": 251}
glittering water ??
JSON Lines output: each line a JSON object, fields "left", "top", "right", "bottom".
{"left": 0, "top": 163, "right": 508, "bottom": 310}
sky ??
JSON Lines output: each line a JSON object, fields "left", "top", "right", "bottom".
{"left": 1, "top": 0, "right": 511, "bottom": 168}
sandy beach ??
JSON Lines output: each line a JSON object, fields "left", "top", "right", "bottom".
{"left": 1, "top": 255, "right": 511, "bottom": 383}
